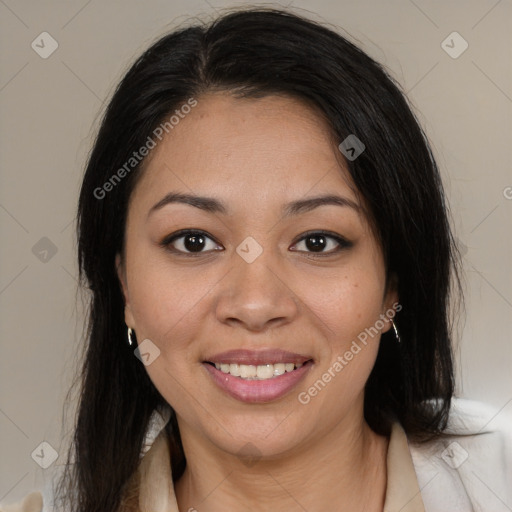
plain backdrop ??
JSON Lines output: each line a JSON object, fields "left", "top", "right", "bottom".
{"left": 1, "top": 0, "right": 511, "bottom": 504}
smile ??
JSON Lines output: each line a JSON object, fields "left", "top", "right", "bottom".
{"left": 202, "top": 349, "right": 314, "bottom": 403}
{"left": 207, "top": 362, "right": 305, "bottom": 380}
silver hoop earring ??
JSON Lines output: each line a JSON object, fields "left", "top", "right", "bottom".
{"left": 127, "top": 327, "right": 135, "bottom": 346}
{"left": 390, "top": 319, "right": 401, "bottom": 344}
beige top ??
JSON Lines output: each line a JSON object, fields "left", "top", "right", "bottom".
{"left": 384, "top": 423, "right": 425, "bottom": 512}
{"left": 0, "top": 421, "right": 425, "bottom": 512}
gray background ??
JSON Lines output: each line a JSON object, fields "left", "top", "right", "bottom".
{"left": 1, "top": 0, "right": 511, "bottom": 504}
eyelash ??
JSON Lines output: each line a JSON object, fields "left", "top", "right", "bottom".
{"left": 159, "top": 229, "right": 352, "bottom": 258}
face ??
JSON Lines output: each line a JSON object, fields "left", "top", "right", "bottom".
{"left": 117, "top": 92, "right": 398, "bottom": 460}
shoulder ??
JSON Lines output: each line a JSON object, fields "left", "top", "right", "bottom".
{"left": 408, "top": 397, "right": 512, "bottom": 512}
{"left": 0, "top": 492, "right": 43, "bottom": 512}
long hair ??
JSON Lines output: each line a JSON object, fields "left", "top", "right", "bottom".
{"left": 55, "top": 8, "right": 464, "bottom": 511}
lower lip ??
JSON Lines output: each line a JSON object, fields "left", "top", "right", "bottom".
{"left": 203, "top": 361, "right": 313, "bottom": 403}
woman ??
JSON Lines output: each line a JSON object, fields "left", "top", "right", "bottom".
{"left": 3, "top": 7, "right": 511, "bottom": 512}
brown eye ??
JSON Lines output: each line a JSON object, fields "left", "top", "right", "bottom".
{"left": 290, "top": 231, "right": 352, "bottom": 255}
{"left": 160, "top": 230, "right": 222, "bottom": 255}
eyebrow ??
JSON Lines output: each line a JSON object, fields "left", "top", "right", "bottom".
{"left": 147, "top": 192, "right": 360, "bottom": 218}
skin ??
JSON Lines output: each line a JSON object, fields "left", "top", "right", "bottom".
{"left": 117, "top": 92, "right": 399, "bottom": 511}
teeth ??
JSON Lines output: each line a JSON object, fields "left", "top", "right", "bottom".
{"left": 240, "top": 365, "right": 257, "bottom": 378}
{"left": 229, "top": 363, "right": 241, "bottom": 377}
{"left": 273, "top": 363, "right": 286, "bottom": 376}
{"left": 213, "top": 362, "right": 305, "bottom": 380}
{"left": 285, "top": 363, "right": 295, "bottom": 372}
{"left": 257, "top": 364, "right": 274, "bottom": 379}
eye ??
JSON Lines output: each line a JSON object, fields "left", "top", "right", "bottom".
{"left": 160, "top": 229, "right": 222, "bottom": 255}
{"left": 290, "top": 231, "right": 352, "bottom": 256}
{"left": 160, "top": 229, "right": 352, "bottom": 257}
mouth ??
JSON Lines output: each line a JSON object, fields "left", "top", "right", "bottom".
{"left": 201, "top": 349, "right": 314, "bottom": 403}
{"left": 203, "top": 361, "right": 311, "bottom": 380}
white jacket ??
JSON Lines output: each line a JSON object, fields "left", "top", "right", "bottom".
{"left": 2, "top": 398, "right": 511, "bottom": 511}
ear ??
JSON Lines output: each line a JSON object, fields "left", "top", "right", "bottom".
{"left": 381, "top": 272, "right": 399, "bottom": 334}
{"left": 116, "top": 253, "right": 136, "bottom": 328}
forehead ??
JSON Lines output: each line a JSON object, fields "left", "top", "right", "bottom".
{"left": 130, "top": 92, "right": 363, "bottom": 216}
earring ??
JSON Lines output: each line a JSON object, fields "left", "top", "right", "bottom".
{"left": 127, "top": 327, "right": 135, "bottom": 346}
{"left": 390, "top": 319, "right": 401, "bottom": 344}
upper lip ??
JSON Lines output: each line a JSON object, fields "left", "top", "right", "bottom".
{"left": 203, "top": 349, "right": 313, "bottom": 366}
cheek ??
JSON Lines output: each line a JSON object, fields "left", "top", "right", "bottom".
{"left": 125, "top": 249, "right": 223, "bottom": 387}
{"left": 125, "top": 256, "right": 209, "bottom": 407}
{"left": 295, "top": 273, "right": 384, "bottom": 412}
{"left": 297, "top": 265, "right": 385, "bottom": 346}
{"left": 126, "top": 246, "right": 208, "bottom": 338}
{"left": 290, "top": 252, "right": 386, "bottom": 398}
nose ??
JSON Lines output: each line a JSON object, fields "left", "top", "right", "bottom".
{"left": 214, "top": 248, "right": 299, "bottom": 333}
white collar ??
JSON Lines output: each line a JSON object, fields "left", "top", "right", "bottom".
{"left": 139, "top": 404, "right": 172, "bottom": 458}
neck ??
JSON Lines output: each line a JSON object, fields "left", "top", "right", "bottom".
{"left": 174, "top": 413, "right": 389, "bottom": 512}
